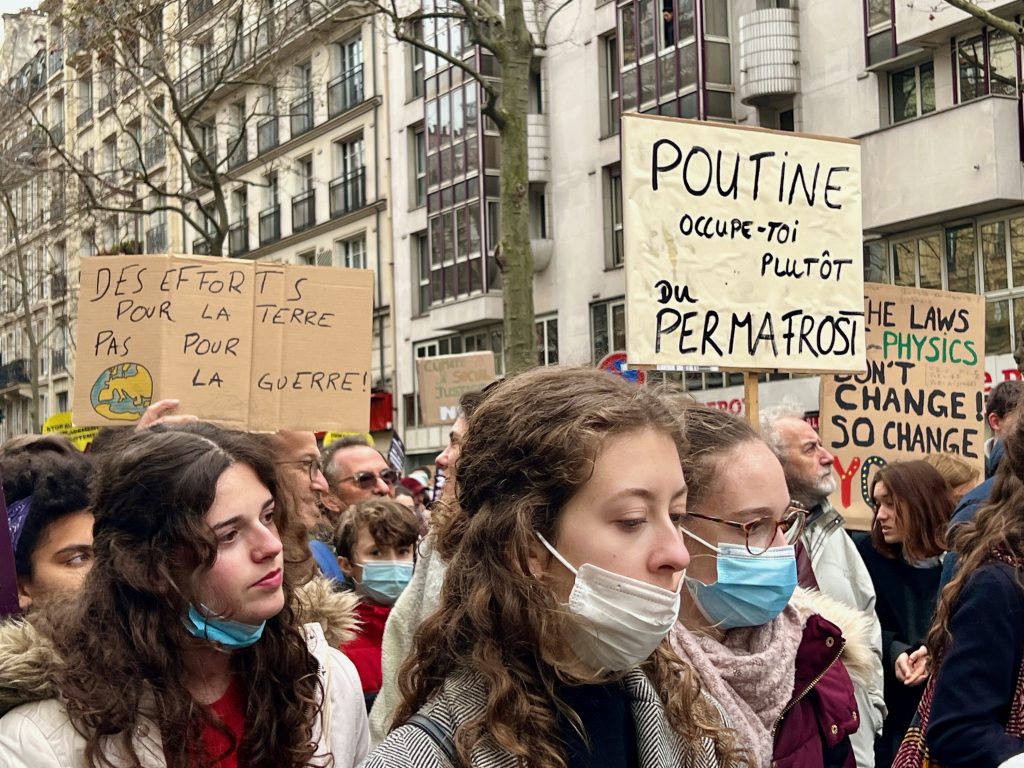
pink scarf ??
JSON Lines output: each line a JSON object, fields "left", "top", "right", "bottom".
{"left": 670, "top": 605, "right": 806, "bottom": 768}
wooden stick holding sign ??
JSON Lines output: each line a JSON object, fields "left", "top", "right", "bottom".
{"left": 743, "top": 372, "right": 760, "bottom": 428}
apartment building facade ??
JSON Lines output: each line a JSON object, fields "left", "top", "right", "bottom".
{"left": 0, "top": 0, "right": 397, "bottom": 442}
{"left": 387, "top": 0, "right": 1024, "bottom": 463}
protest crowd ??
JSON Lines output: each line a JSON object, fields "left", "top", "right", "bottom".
{"left": 0, "top": 365, "right": 1021, "bottom": 768}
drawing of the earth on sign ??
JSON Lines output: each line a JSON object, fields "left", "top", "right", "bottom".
{"left": 89, "top": 363, "right": 154, "bottom": 421}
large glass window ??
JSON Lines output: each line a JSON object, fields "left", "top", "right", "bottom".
{"left": 945, "top": 224, "right": 977, "bottom": 293}
{"left": 982, "top": 221, "right": 1009, "bottom": 292}
{"left": 865, "top": 0, "right": 894, "bottom": 65}
{"left": 536, "top": 315, "right": 559, "bottom": 366}
{"left": 863, "top": 241, "right": 889, "bottom": 284}
{"left": 957, "top": 35, "right": 987, "bottom": 101}
{"left": 989, "top": 30, "right": 1017, "bottom": 96}
{"left": 890, "top": 62, "right": 935, "bottom": 123}
{"left": 617, "top": 0, "right": 730, "bottom": 120}
{"left": 988, "top": 299, "right": 1012, "bottom": 354}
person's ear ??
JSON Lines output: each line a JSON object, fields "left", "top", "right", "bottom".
{"left": 988, "top": 412, "right": 1002, "bottom": 433}
{"left": 16, "top": 578, "right": 33, "bottom": 611}
{"left": 337, "top": 556, "right": 355, "bottom": 579}
{"left": 526, "top": 536, "right": 552, "bottom": 578}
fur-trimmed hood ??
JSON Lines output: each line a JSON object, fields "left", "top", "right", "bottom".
{"left": 789, "top": 586, "right": 876, "bottom": 692}
{"left": 0, "top": 577, "right": 359, "bottom": 718}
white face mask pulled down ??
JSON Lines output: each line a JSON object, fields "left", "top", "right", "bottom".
{"left": 535, "top": 532, "right": 683, "bottom": 672}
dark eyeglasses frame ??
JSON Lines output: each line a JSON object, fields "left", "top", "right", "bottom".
{"left": 684, "top": 501, "right": 807, "bottom": 555}
{"left": 276, "top": 457, "right": 323, "bottom": 483}
{"left": 339, "top": 468, "right": 401, "bottom": 490}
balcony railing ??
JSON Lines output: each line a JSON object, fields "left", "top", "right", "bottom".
{"left": 227, "top": 133, "right": 248, "bottom": 169}
{"left": 0, "top": 359, "right": 29, "bottom": 390}
{"left": 229, "top": 222, "right": 249, "bottom": 256}
{"left": 76, "top": 106, "right": 93, "bottom": 129}
{"left": 329, "top": 167, "right": 366, "bottom": 218}
{"left": 193, "top": 237, "right": 212, "bottom": 255}
{"left": 98, "top": 88, "right": 116, "bottom": 112}
{"left": 146, "top": 222, "right": 167, "bottom": 252}
{"left": 178, "top": 62, "right": 216, "bottom": 102}
{"left": 51, "top": 348, "right": 66, "bottom": 372}
{"left": 327, "top": 65, "right": 364, "bottom": 118}
{"left": 257, "top": 117, "right": 278, "bottom": 154}
{"left": 48, "top": 49, "right": 63, "bottom": 74}
{"left": 291, "top": 189, "right": 315, "bottom": 233}
{"left": 259, "top": 205, "right": 280, "bottom": 245}
{"left": 290, "top": 93, "right": 313, "bottom": 138}
{"left": 144, "top": 136, "right": 166, "bottom": 167}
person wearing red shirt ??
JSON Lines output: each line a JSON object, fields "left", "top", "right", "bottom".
{"left": 335, "top": 498, "right": 419, "bottom": 710}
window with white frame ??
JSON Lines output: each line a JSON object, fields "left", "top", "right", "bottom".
{"left": 606, "top": 165, "right": 624, "bottom": 267}
{"left": 536, "top": 315, "right": 558, "bottom": 366}
{"left": 408, "top": 20, "right": 425, "bottom": 99}
{"left": 602, "top": 33, "right": 620, "bottom": 137}
{"left": 414, "top": 231, "right": 430, "bottom": 314}
{"left": 336, "top": 234, "right": 367, "bottom": 269}
{"left": 591, "top": 298, "right": 626, "bottom": 362}
{"left": 411, "top": 125, "right": 426, "bottom": 208}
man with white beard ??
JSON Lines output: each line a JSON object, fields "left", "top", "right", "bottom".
{"left": 761, "top": 405, "right": 887, "bottom": 768}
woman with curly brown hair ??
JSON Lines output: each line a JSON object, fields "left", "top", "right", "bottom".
{"left": 362, "top": 366, "right": 735, "bottom": 768}
{"left": 905, "top": 416, "right": 1024, "bottom": 767}
{"left": 0, "top": 422, "right": 369, "bottom": 767}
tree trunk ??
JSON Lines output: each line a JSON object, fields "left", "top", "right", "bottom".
{"left": 497, "top": 33, "right": 537, "bottom": 374}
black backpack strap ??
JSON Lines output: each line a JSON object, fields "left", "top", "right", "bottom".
{"left": 405, "top": 712, "right": 459, "bottom": 764}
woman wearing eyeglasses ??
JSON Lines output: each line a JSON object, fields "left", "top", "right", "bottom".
{"left": 669, "top": 405, "right": 875, "bottom": 768}
{"left": 361, "top": 367, "right": 738, "bottom": 768}
{"left": 856, "top": 460, "right": 952, "bottom": 767}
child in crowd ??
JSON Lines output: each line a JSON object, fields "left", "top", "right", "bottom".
{"left": 335, "top": 498, "right": 419, "bottom": 709}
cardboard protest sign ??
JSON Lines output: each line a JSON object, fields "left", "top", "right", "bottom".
{"left": 820, "top": 283, "right": 986, "bottom": 530}
{"left": 73, "top": 255, "right": 373, "bottom": 432}
{"left": 42, "top": 412, "right": 99, "bottom": 451}
{"left": 416, "top": 352, "right": 495, "bottom": 426}
{"left": 622, "top": 114, "right": 865, "bottom": 373}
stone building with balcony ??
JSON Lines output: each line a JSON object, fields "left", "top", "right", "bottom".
{"left": 0, "top": 8, "right": 76, "bottom": 439}
{"left": 177, "top": 1, "right": 397, "bottom": 439}
{"left": 0, "top": 0, "right": 398, "bottom": 442}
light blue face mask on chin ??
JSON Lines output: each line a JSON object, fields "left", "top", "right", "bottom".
{"left": 681, "top": 527, "right": 797, "bottom": 630}
{"left": 184, "top": 605, "right": 266, "bottom": 649}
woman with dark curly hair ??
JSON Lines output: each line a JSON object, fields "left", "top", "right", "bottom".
{"left": 363, "top": 366, "right": 736, "bottom": 768}
{"left": 0, "top": 422, "right": 369, "bottom": 767}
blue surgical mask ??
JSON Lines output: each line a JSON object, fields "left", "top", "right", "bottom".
{"left": 184, "top": 605, "right": 266, "bottom": 649}
{"left": 681, "top": 528, "right": 797, "bottom": 630}
{"left": 355, "top": 560, "right": 414, "bottom": 606}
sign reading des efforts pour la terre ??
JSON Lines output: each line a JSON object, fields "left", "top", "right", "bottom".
{"left": 622, "top": 113, "right": 866, "bottom": 373}
{"left": 819, "top": 283, "right": 986, "bottom": 530}
{"left": 73, "top": 254, "right": 374, "bottom": 432}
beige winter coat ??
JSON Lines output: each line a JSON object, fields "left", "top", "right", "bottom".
{"left": 0, "top": 578, "right": 370, "bottom": 768}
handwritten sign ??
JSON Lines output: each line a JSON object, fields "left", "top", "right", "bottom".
{"left": 820, "top": 283, "right": 986, "bottom": 530}
{"left": 416, "top": 352, "right": 495, "bottom": 427}
{"left": 622, "top": 114, "right": 865, "bottom": 373}
{"left": 73, "top": 254, "right": 373, "bottom": 432}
